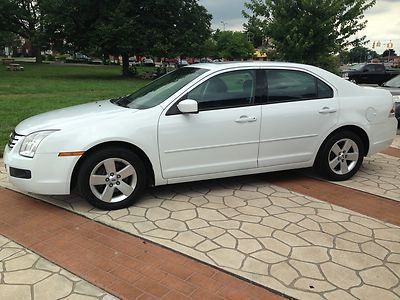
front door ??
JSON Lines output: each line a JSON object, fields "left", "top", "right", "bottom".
{"left": 158, "top": 69, "right": 261, "bottom": 179}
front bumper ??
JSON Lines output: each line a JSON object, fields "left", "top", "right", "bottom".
{"left": 3, "top": 143, "right": 78, "bottom": 195}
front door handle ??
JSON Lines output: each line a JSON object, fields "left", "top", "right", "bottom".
{"left": 319, "top": 107, "right": 337, "bottom": 114}
{"left": 235, "top": 115, "right": 257, "bottom": 123}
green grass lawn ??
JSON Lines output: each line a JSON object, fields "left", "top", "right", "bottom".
{"left": 0, "top": 62, "right": 150, "bottom": 156}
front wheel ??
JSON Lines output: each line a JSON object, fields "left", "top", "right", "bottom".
{"left": 78, "top": 147, "right": 146, "bottom": 210}
{"left": 315, "top": 131, "right": 364, "bottom": 181}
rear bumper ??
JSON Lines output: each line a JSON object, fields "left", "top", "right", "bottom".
{"left": 368, "top": 118, "right": 398, "bottom": 155}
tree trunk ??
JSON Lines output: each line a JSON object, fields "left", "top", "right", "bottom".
{"left": 32, "top": 45, "right": 42, "bottom": 64}
{"left": 122, "top": 53, "right": 130, "bottom": 76}
{"left": 102, "top": 53, "right": 108, "bottom": 65}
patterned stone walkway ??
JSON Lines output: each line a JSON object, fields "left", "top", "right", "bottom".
{"left": 2, "top": 164, "right": 400, "bottom": 299}
{"left": 0, "top": 135, "right": 399, "bottom": 299}
{"left": 330, "top": 153, "right": 400, "bottom": 202}
{"left": 392, "top": 134, "right": 400, "bottom": 149}
{"left": 0, "top": 189, "right": 285, "bottom": 300}
{"left": 0, "top": 235, "right": 116, "bottom": 300}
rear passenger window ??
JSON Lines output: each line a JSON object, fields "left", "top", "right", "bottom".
{"left": 364, "top": 65, "right": 375, "bottom": 72}
{"left": 374, "top": 64, "right": 385, "bottom": 72}
{"left": 266, "top": 70, "right": 333, "bottom": 103}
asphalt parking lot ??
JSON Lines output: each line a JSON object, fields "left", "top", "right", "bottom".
{"left": 0, "top": 135, "right": 399, "bottom": 300}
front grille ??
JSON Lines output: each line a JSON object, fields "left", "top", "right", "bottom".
{"left": 8, "top": 131, "right": 24, "bottom": 149}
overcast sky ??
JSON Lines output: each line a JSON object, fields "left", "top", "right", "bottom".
{"left": 198, "top": 0, "right": 400, "bottom": 54}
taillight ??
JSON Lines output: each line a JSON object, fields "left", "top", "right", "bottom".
{"left": 389, "top": 103, "right": 395, "bottom": 117}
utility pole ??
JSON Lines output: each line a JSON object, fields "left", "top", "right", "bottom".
{"left": 221, "top": 21, "right": 227, "bottom": 31}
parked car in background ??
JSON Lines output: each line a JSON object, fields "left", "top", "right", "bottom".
{"left": 177, "top": 59, "right": 189, "bottom": 68}
{"left": 129, "top": 57, "right": 137, "bottom": 66}
{"left": 4, "top": 62, "right": 397, "bottom": 210}
{"left": 342, "top": 63, "right": 400, "bottom": 85}
{"left": 164, "top": 58, "right": 178, "bottom": 66}
{"left": 200, "top": 58, "right": 213, "bottom": 63}
{"left": 378, "top": 74, "right": 400, "bottom": 128}
{"left": 65, "top": 53, "right": 92, "bottom": 64}
{"left": 142, "top": 58, "right": 155, "bottom": 67}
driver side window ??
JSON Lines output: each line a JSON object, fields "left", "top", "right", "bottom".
{"left": 187, "top": 70, "right": 256, "bottom": 111}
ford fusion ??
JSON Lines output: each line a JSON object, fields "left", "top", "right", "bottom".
{"left": 4, "top": 62, "right": 397, "bottom": 210}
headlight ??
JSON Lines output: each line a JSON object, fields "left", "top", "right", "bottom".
{"left": 393, "top": 95, "right": 400, "bottom": 103}
{"left": 342, "top": 73, "right": 349, "bottom": 79}
{"left": 19, "top": 130, "right": 57, "bottom": 158}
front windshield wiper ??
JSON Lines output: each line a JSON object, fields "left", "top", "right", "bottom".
{"left": 111, "top": 96, "right": 130, "bottom": 108}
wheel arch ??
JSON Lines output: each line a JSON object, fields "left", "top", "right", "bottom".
{"left": 70, "top": 141, "right": 155, "bottom": 191}
{"left": 315, "top": 125, "right": 370, "bottom": 164}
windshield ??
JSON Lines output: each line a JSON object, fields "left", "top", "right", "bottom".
{"left": 383, "top": 75, "right": 400, "bottom": 88}
{"left": 113, "top": 67, "right": 208, "bottom": 109}
{"left": 349, "top": 63, "right": 365, "bottom": 71}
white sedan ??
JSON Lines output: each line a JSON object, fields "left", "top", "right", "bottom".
{"left": 4, "top": 62, "right": 398, "bottom": 209}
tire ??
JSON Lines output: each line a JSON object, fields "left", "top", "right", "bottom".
{"left": 78, "top": 147, "right": 146, "bottom": 210}
{"left": 315, "top": 131, "right": 364, "bottom": 181}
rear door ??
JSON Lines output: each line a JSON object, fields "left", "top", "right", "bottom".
{"left": 258, "top": 69, "right": 338, "bottom": 167}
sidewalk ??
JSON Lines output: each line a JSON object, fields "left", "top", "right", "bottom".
{"left": 1, "top": 136, "right": 400, "bottom": 299}
{"left": 0, "top": 234, "right": 116, "bottom": 300}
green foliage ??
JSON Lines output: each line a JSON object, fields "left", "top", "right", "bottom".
{"left": 243, "top": 0, "right": 376, "bottom": 71}
{"left": 344, "top": 46, "right": 379, "bottom": 63}
{"left": 197, "top": 38, "right": 218, "bottom": 58}
{"left": 0, "top": 0, "right": 54, "bottom": 62}
{"left": 0, "top": 31, "right": 20, "bottom": 49}
{"left": 382, "top": 49, "right": 396, "bottom": 57}
{"left": 0, "top": 0, "right": 212, "bottom": 73}
{"left": 45, "top": 0, "right": 212, "bottom": 75}
{"left": 214, "top": 31, "right": 255, "bottom": 60}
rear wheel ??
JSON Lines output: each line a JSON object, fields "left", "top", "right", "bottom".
{"left": 78, "top": 147, "right": 146, "bottom": 210}
{"left": 315, "top": 131, "right": 364, "bottom": 181}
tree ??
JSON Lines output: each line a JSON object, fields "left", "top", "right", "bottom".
{"left": 243, "top": 0, "right": 376, "bottom": 72}
{"left": 0, "top": 31, "right": 21, "bottom": 53}
{"left": 48, "top": 0, "right": 211, "bottom": 76}
{"left": 347, "top": 46, "right": 378, "bottom": 63}
{"left": 214, "top": 31, "right": 255, "bottom": 60}
{"left": 382, "top": 49, "right": 396, "bottom": 58}
{"left": 197, "top": 38, "right": 217, "bottom": 58}
{"left": 0, "top": 0, "right": 54, "bottom": 63}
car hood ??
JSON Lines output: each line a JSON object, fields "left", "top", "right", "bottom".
{"left": 15, "top": 100, "right": 137, "bottom": 135}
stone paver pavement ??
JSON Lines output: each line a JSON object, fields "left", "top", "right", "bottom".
{"left": 0, "top": 235, "right": 116, "bottom": 300}
{"left": 328, "top": 135, "right": 400, "bottom": 202}
{"left": 392, "top": 134, "right": 400, "bottom": 149}
{"left": 331, "top": 153, "right": 400, "bottom": 202}
{"left": 1, "top": 162, "right": 400, "bottom": 300}
{"left": 0, "top": 135, "right": 399, "bottom": 299}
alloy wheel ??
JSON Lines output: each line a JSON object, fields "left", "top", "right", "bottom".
{"left": 328, "top": 138, "right": 359, "bottom": 175}
{"left": 89, "top": 158, "right": 137, "bottom": 203}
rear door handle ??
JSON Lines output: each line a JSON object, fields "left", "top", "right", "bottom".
{"left": 235, "top": 115, "right": 257, "bottom": 123}
{"left": 319, "top": 107, "right": 337, "bottom": 114}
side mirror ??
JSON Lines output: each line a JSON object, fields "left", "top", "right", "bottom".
{"left": 177, "top": 99, "right": 199, "bottom": 114}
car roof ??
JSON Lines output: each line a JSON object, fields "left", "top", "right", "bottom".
{"left": 190, "top": 61, "right": 319, "bottom": 72}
